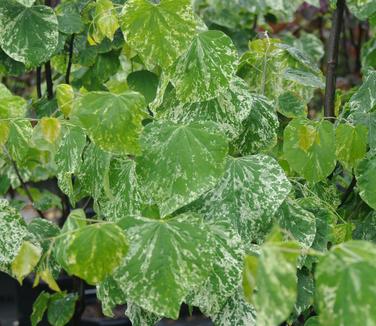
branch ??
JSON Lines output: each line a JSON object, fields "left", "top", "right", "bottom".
{"left": 65, "top": 34, "right": 75, "bottom": 84}
{"left": 324, "top": 0, "right": 345, "bottom": 122}
{"left": 36, "top": 67, "right": 42, "bottom": 99}
{"left": 45, "top": 61, "right": 54, "bottom": 100}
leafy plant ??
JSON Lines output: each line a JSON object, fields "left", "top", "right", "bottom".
{"left": 0, "top": 0, "right": 376, "bottom": 325}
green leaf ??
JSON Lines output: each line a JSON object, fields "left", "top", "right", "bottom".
{"left": 56, "top": 84, "right": 74, "bottom": 117}
{"left": 0, "top": 121, "right": 10, "bottom": 146}
{"left": 355, "top": 150, "right": 376, "bottom": 210}
{"left": 31, "top": 291, "right": 50, "bottom": 326}
{"left": 0, "top": 0, "right": 58, "bottom": 67}
{"left": 305, "top": 317, "right": 320, "bottom": 326}
{"left": 192, "top": 155, "right": 291, "bottom": 244}
{"left": 294, "top": 268, "right": 314, "bottom": 317}
{"left": 189, "top": 220, "right": 245, "bottom": 316}
{"left": 76, "top": 143, "right": 111, "bottom": 201}
{"left": 283, "top": 118, "right": 336, "bottom": 183}
{"left": 127, "top": 70, "right": 159, "bottom": 104}
{"left": 47, "top": 292, "right": 78, "bottom": 326}
{"left": 55, "top": 1, "right": 84, "bottom": 35}
{"left": 120, "top": 0, "right": 197, "bottom": 69}
{"left": 243, "top": 230, "right": 300, "bottom": 326}
{"left": 125, "top": 303, "right": 161, "bottom": 326}
{"left": 73, "top": 91, "right": 147, "bottom": 155}
{"left": 0, "top": 199, "right": 29, "bottom": 274}
{"left": 349, "top": 71, "right": 376, "bottom": 113}
{"left": 335, "top": 123, "right": 368, "bottom": 169}
{"left": 114, "top": 213, "right": 216, "bottom": 318}
{"left": 170, "top": 30, "right": 237, "bottom": 103}
{"left": 55, "top": 219, "right": 128, "bottom": 285}
{"left": 211, "top": 288, "right": 256, "bottom": 326}
{"left": 316, "top": 241, "right": 376, "bottom": 326}
{"left": 0, "top": 83, "right": 27, "bottom": 119}
{"left": 11, "top": 240, "right": 42, "bottom": 283}
{"left": 232, "top": 94, "right": 279, "bottom": 155}
{"left": 99, "top": 157, "right": 141, "bottom": 221}
{"left": 157, "top": 77, "right": 259, "bottom": 141}
{"left": 97, "top": 276, "right": 127, "bottom": 317}
{"left": 346, "top": 0, "right": 376, "bottom": 20}
{"left": 275, "top": 198, "right": 316, "bottom": 250}
{"left": 238, "top": 39, "right": 323, "bottom": 118}
{"left": 93, "top": 0, "right": 119, "bottom": 42}
{"left": 136, "top": 121, "right": 228, "bottom": 217}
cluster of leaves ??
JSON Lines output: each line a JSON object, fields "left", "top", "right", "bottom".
{"left": 0, "top": 0, "right": 376, "bottom": 325}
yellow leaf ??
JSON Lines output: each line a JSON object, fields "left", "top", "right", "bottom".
{"left": 39, "top": 117, "right": 61, "bottom": 144}
{"left": 40, "top": 269, "right": 61, "bottom": 292}
{"left": 56, "top": 84, "right": 74, "bottom": 117}
{"left": 0, "top": 121, "right": 10, "bottom": 147}
{"left": 11, "top": 241, "right": 42, "bottom": 284}
{"left": 298, "top": 124, "right": 317, "bottom": 152}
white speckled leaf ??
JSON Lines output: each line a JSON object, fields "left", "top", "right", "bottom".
{"left": 335, "top": 123, "right": 368, "bottom": 169}
{"left": 97, "top": 276, "right": 127, "bottom": 317}
{"left": 344, "top": 0, "right": 376, "bottom": 20}
{"left": 54, "top": 210, "right": 128, "bottom": 285}
{"left": 275, "top": 198, "right": 316, "bottom": 250}
{"left": 120, "top": 0, "right": 197, "bottom": 70}
{"left": 99, "top": 157, "right": 141, "bottom": 222}
{"left": 355, "top": 150, "right": 376, "bottom": 210}
{"left": 316, "top": 241, "right": 376, "bottom": 326}
{"left": 283, "top": 118, "right": 336, "bottom": 183}
{"left": 243, "top": 230, "right": 300, "bottom": 326}
{"left": 136, "top": 121, "right": 228, "bottom": 217}
{"left": 189, "top": 219, "right": 245, "bottom": 317}
{"left": 0, "top": 0, "right": 58, "bottom": 67}
{"left": 55, "top": 124, "right": 87, "bottom": 175}
{"left": 170, "top": 30, "right": 238, "bottom": 103}
{"left": 0, "top": 199, "right": 29, "bottom": 274}
{"left": 157, "top": 77, "right": 255, "bottom": 140}
{"left": 231, "top": 95, "right": 279, "bottom": 155}
{"left": 126, "top": 303, "right": 161, "bottom": 326}
{"left": 76, "top": 143, "right": 111, "bottom": 201}
{"left": 114, "top": 213, "right": 216, "bottom": 319}
{"left": 349, "top": 71, "right": 376, "bottom": 114}
{"left": 193, "top": 155, "right": 291, "bottom": 244}
{"left": 212, "top": 288, "right": 256, "bottom": 326}
{"left": 73, "top": 91, "right": 147, "bottom": 155}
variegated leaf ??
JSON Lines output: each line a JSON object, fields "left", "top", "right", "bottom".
{"left": 170, "top": 30, "right": 238, "bottom": 103}
{"left": 192, "top": 155, "right": 291, "bottom": 244}
{"left": 0, "top": 0, "right": 58, "bottom": 67}
{"left": 120, "top": 0, "right": 197, "bottom": 70}
{"left": 73, "top": 91, "right": 147, "bottom": 155}
{"left": 355, "top": 150, "right": 376, "bottom": 210}
{"left": 136, "top": 121, "right": 228, "bottom": 217}
{"left": 114, "top": 213, "right": 216, "bottom": 319}
{"left": 316, "top": 241, "right": 376, "bottom": 326}
{"left": 283, "top": 118, "right": 336, "bottom": 183}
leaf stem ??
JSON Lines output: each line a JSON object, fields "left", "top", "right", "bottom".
{"left": 324, "top": 0, "right": 345, "bottom": 122}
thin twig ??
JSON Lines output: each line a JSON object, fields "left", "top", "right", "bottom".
{"left": 9, "top": 158, "right": 45, "bottom": 218}
{"left": 65, "top": 34, "right": 75, "bottom": 84}
{"left": 324, "top": 0, "right": 345, "bottom": 122}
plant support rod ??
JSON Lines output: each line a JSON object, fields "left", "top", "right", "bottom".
{"left": 324, "top": 0, "right": 345, "bottom": 122}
